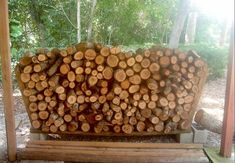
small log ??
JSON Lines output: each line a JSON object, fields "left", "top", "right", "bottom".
{"left": 30, "top": 112, "right": 39, "bottom": 121}
{"left": 149, "top": 63, "right": 160, "bottom": 73}
{"left": 23, "top": 65, "right": 33, "bottom": 73}
{"left": 140, "top": 69, "right": 151, "bottom": 80}
{"left": 64, "top": 114, "right": 72, "bottom": 122}
{"left": 38, "top": 111, "right": 49, "bottom": 120}
{"left": 135, "top": 54, "right": 143, "bottom": 62}
{"left": 136, "top": 121, "right": 145, "bottom": 132}
{"left": 122, "top": 124, "right": 133, "bottom": 134}
{"left": 114, "top": 69, "right": 126, "bottom": 82}
{"left": 110, "top": 47, "right": 121, "bottom": 55}
{"left": 38, "top": 101, "right": 48, "bottom": 111}
{"left": 121, "top": 79, "right": 130, "bottom": 90}
{"left": 19, "top": 56, "right": 32, "bottom": 66}
{"left": 67, "top": 90, "right": 77, "bottom": 104}
{"left": 138, "top": 100, "right": 147, "bottom": 110}
{"left": 95, "top": 55, "right": 105, "bottom": 65}
{"left": 154, "top": 121, "right": 164, "bottom": 132}
{"left": 119, "top": 61, "right": 127, "bottom": 69}
{"left": 133, "top": 63, "right": 142, "bottom": 73}
{"left": 127, "top": 57, "right": 136, "bottom": 67}
{"left": 147, "top": 79, "right": 158, "bottom": 90}
{"left": 29, "top": 102, "right": 38, "bottom": 112}
{"left": 140, "top": 108, "right": 152, "bottom": 118}
{"left": 129, "top": 75, "right": 141, "bottom": 85}
{"left": 125, "top": 68, "right": 134, "bottom": 77}
{"left": 32, "top": 120, "right": 41, "bottom": 129}
{"left": 159, "top": 56, "right": 170, "bottom": 68}
{"left": 31, "top": 73, "right": 40, "bottom": 82}
{"left": 20, "top": 73, "right": 30, "bottom": 83}
{"left": 129, "top": 85, "right": 140, "bottom": 94}
{"left": 141, "top": 58, "right": 150, "bottom": 68}
{"left": 151, "top": 94, "right": 159, "bottom": 102}
{"left": 129, "top": 116, "right": 137, "bottom": 125}
{"left": 149, "top": 116, "right": 159, "bottom": 124}
{"left": 67, "top": 71, "right": 76, "bottom": 82}
{"left": 81, "top": 122, "right": 90, "bottom": 132}
{"left": 100, "top": 47, "right": 110, "bottom": 57}
{"left": 88, "top": 76, "right": 98, "bottom": 87}
{"left": 159, "top": 97, "right": 169, "bottom": 107}
{"left": 68, "top": 121, "right": 79, "bottom": 132}
{"left": 113, "top": 125, "right": 121, "bottom": 133}
{"left": 59, "top": 124, "right": 67, "bottom": 132}
{"left": 102, "top": 66, "right": 113, "bottom": 80}
{"left": 85, "top": 49, "right": 96, "bottom": 60}
{"left": 107, "top": 54, "right": 119, "bottom": 67}
{"left": 60, "top": 63, "right": 70, "bottom": 75}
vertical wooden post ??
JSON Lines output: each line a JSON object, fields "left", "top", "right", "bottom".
{"left": 0, "top": 0, "right": 17, "bottom": 161}
{"left": 220, "top": 25, "right": 234, "bottom": 157}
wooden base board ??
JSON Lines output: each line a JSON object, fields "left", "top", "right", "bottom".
{"left": 17, "top": 140, "right": 209, "bottom": 163}
{"left": 30, "top": 127, "right": 192, "bottom": 136}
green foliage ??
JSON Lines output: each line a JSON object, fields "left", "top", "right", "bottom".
{"left": 95, "top": 0, "right": 178, "bottom": 45}
{"left": 180, "top": 44, "right": 229, "bottom": 79}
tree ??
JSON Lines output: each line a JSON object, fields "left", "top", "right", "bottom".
{"left": 219, "top": 20, "right": 229, "bottom": 46}
{"left": 169, "top": 0, "right": 191, "bottom": 48}
{"left": 87, "top": 0, "right": 97, "bottom": 42}
{"left": 77, "top": 0, "right": 81, "bottom": 42}
{"left": 184, "top": 12, "right": 197, "bottom": 44}
{"left": 29, "top": 0, "right": 46, "bottom": 47}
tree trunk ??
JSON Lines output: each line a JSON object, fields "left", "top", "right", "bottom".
{"left": 185, "top": 12, "right": 197, "bottom": 44}
{"left": 87, "top": 0, "right": 97, "bottom": 42}
{"left": 29, "top": 0, "right": 46, "bottom": 47}
{"left": 219, "top": 20, "right": 229, "bottom": 46}
{"left": 77, "top": 0, "right": 81, "bottom": 43}
{"left": 169, "top": 0, "right": 191, "bottom": 48}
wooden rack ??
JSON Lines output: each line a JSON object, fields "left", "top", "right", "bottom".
{"left": 0, "top": 0, "right": 234, "bottom": 162}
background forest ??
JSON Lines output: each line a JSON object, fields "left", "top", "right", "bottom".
{"left": 6, "top": 0, "right": 234, "bottom": 80}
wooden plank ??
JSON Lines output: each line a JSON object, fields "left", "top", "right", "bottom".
{"left": 0, "top": 0, "right": 17, "bottom": 161}
{"left": 220, "top": 25, "right": 234, "bottom": 157}
{"left": 26, "top": 140, "right": 203, "bottom": 149}
{"left": 17, "top": 142, "right": 209, "bottom": 162}
{"left": 30, "top": 127, "right": 192, "bottom": 136}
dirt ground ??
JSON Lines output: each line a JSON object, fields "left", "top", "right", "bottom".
{"left": 0, "top": 77, "right": 227, "bottom": 162}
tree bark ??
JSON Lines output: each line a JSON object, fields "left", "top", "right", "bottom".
{"left": 87, "top": 0, "right": 97, "bottom": 42}
{"left": 77, "top": 0, "right": 81, "bottom": 42}
{"left": 185, "top": 12, "right": 197, "bottom": 44}
{"left": 219, "top": 20, "right": 229, "bottom": 46}
{"left": 29, "top": 0, "right": 46, "bottom": 47}
{"left": 169, "top": 0, "right": 191, "bottom": 48}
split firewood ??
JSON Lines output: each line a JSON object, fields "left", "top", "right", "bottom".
{"left": 16, "top": 43, "right": 207, "bottom": 134}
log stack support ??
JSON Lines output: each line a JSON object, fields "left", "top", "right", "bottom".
{"left": 15, "top": 42, "right": 208, "bottom": 135}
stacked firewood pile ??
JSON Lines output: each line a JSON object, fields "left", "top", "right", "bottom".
{"left": 16, "top": 42, "right": 207, "bottom": 134}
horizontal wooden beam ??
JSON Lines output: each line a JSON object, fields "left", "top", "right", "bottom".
{"left": 17, "top": 141, "right": 208, "bottom": 162}
{"left": 30, "top": 128, "right": 192, "bottom": 136}
{"left": 26, "top": 140, "right": 203, "bottom": 149}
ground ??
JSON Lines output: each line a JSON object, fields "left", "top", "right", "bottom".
{"left": 0, "top": 77, "right": 227, "bottom": 162}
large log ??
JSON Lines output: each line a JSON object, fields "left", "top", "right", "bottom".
{"left": 194, "top": 109, "right": 223, "bottom": 134}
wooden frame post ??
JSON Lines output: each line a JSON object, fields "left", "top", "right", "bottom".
{"left": 220, "top": 25, "right": 234, "bottom": 157}
{"left": 0, "top": 0, "right": 17, "bottom": 161}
